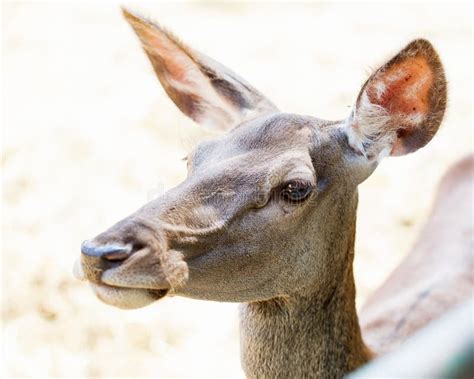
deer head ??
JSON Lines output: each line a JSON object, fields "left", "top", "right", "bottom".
{"left": 74, "top": 9, "right": 446, "bottom": 310}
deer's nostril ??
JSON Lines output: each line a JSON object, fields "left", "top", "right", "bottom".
{"left": 103, "top": 248, "right": 130, "bottom": 261}
{"left": 81, "top": 241, "right": 132, "bottom": 261}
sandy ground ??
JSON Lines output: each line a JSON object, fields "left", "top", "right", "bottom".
{"left": 2, "top": 2, "right": 472, "bottom": 377}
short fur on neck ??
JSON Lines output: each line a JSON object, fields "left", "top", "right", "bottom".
{"left": 239, "top": 195, "right": 372, "bottom": 378}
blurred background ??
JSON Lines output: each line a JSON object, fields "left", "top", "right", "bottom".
{"left": 2, "top": 1, "right": 472, "bottom": 377}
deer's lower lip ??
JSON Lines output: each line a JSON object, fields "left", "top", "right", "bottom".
{"left": 74, "top": 248, "right": 187, "bottom": 309}
{"left": 89, "top": 282, "right": 168, "bottom": 309}
{"left": 73, "top": 259, "right": 170, "bottom": 290}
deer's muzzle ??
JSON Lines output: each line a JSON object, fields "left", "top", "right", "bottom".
{"left": 73, "top": 221, "right": 189, "bottom": 309}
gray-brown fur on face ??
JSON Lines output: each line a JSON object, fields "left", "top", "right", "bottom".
{"left": 87, "top": 112, "right": 364, "bottom": 303}
{"left": 76, "top": 9, "right": 449, "bottom": 378}
{"left": 171, "top": 114, "right": 364, "bottom": 302}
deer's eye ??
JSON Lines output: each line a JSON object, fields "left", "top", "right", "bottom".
{"left": 280, "top": 180, "right": 313, "bottom": 203}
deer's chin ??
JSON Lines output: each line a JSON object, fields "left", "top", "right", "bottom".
{"left": 89, "top": 283, "right": 168, "bottom": 309}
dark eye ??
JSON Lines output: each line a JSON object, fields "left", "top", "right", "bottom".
{"left": 280, "top": 180, "right": 313, "bottom": 203}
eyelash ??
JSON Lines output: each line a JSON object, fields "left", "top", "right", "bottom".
{"left": 279, "top": 180, "right": 314, "bottom": 203}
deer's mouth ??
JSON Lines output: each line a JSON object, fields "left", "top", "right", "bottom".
{"left": 73, "top": 259, "right": 168, "bottom": 309}
{"left": 73, "top": 247, "right": 188, "bottom": 309}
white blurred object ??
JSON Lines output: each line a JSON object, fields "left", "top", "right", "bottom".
{"left": 349, "top": 298, "right": 474, "bottom": 378}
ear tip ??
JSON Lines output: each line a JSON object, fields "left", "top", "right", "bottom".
{"left": 121, "top": 7, "right": 172, "bottom": 41}
{"left": 404, "top": 38, "right": 446, "bottom": 83}
{"left": 121, "top": 6, "right": 148, "bottom": 30}
{"left": 405, "top": 38, "right": 442, "bottom": 61}
{"left": 407, "top": 38, "right": 435, "bottom": 48}
{"left": 121, "top": 7, "right": 157, "bottom": 29}
{"left": 121, "top": 6, "right": 139, "bottom": 22}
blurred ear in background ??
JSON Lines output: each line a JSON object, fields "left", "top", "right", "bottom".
{"left": 122, "top": 8, "right": 278, "bottom": 131}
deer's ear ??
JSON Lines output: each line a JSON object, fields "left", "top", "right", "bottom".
{"left": 345, "top": 39, "right": 447, "bottom": 159}
{"left": 122, "top": 9, "right": 278, "bottom": 131}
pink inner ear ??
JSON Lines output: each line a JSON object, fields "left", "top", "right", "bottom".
{"left": 367, "top": 56, "right": 433, "bottom": 117}
{"left": 135, "top": 22, "right": 193, "bottom": 86}
{"left": 366, "top": 55, "right": 434, "bottom": 156}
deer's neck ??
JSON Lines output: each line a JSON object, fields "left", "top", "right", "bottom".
{"left": 239, "top": 271, "right": 371, "bottom": 378}
{"left": 239, "top": 218, "right": 371, "bottom": 378}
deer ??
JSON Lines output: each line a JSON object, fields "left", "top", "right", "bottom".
{"left": 73, "top": 8, "right": 473, "bottom": 378}
{"left": 359, "top": 153, "right": 474, "bottom": 356}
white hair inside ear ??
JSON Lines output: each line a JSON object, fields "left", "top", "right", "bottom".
{"left": 344, "top": 91, "right": 394, "bottom": 162}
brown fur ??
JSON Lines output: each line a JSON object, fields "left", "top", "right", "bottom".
{"left": 240, "top": 208, "right": 373, "bottom": 378}
{"left": 360, "top": 154, "right": 474, "bottom": 354}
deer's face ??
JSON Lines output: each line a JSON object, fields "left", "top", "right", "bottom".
{"left": 74, "top": 10, "right": 446, "bottom": 309}
{"left": 77, "top": 114, "right": 367, "bottom": 307}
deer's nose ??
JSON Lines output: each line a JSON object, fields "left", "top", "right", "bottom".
{"left": 81, "top": 241, "right": 132, "bottom": 261}
{"left": 80, "top": 241, "right": 134, "bottom": 283}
